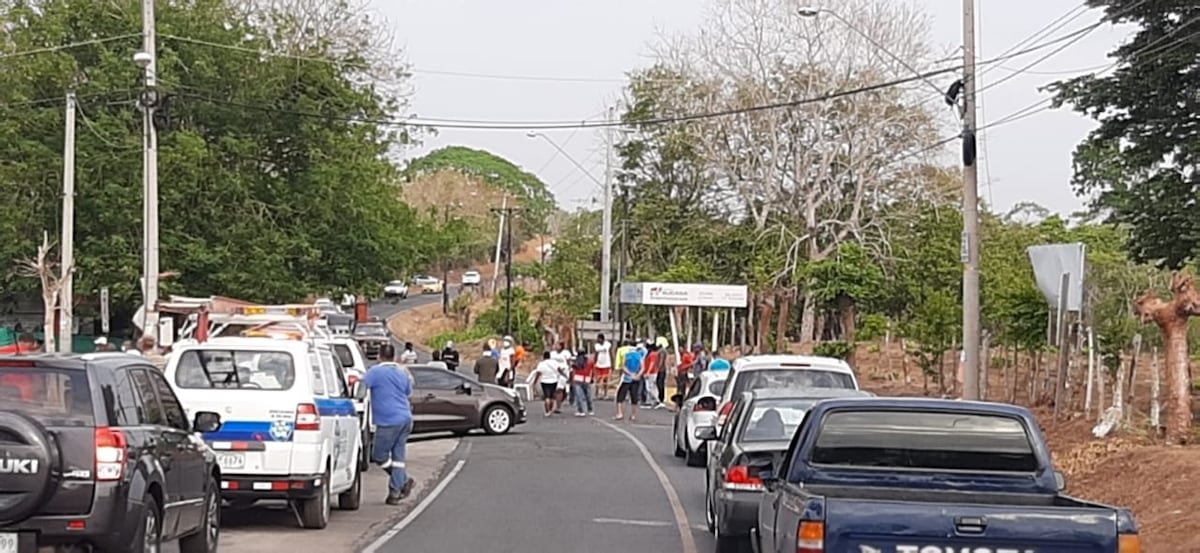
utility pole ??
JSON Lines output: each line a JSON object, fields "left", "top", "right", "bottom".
{"left": 960, "top": 0, "right": 982, "bottom": 400}
{"left": 490, "top": 205, "right": 522, "bottom": 336}
{"left": 441, "top": 207, "right": 451, "bottom": 314}
{"left": 491, "top": 195, "right": 507, "bottom": 295}
{"left": 599, "top": 105, "right": 615, "bottom": 322}
{"left": 615, "top": 185, "right": 630, "bottom": 340}
{"left": 58, "top": 90, "right": 76, "bottom": 353}
{"left": 136, "top": 0, "right": 161, "bottom": 344}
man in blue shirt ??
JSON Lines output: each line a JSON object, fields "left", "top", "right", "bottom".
{"left": 363, "top": 343, "right": 414, "bottom": 504}
{"left": 614, "top": 343, "right": 646, "bottom": 421}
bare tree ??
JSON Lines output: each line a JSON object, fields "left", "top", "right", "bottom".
{"left": 1134, "top": 272, "right": 1199, "bottom": 444}
{"left": 642, "top": 0, "right": 953, "bottom": 343}
{"left": 12, "top": 232, "right": 70, "bottom": 353}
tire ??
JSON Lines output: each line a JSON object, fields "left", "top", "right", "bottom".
{"left": 179, "top": 478, "right": 219, "bottom": 553}
{"left": 297, "top": 468, "right": 331, "bottom": 529}
{"left": 129, "top": 492, "right": 162, "bottom": 553}
{"left": 685, "top": 444, "right": 706, "bottom": 467}
{"left": 673, "top": 419, "right": 686, "bottom": 458}
{"left": 338, "top": 465, "right": 363, "bottom": 511}
{"left": 481, "top": 404, "right": 514, "bottom": 435}
{"left": 705, "top": 474, "right": 716, "bottom": 533}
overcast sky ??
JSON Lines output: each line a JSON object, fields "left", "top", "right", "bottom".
{"left": 370, "top": 0, "right": 1131, "bottom": 216}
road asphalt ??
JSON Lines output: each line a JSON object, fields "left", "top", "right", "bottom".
{"left": 367, "top": 398, "right": 717, "bottom": 553}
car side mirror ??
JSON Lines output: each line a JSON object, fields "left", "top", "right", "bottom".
{"left": 193, "top": 411, "right": 222, "bottom": 433}
{"left": 1054, "top": 470, "right": 1066, "bottom": 491}
{"left": 694, "top": 425, "right": 718, "bottom": 441}
{"left": 352, "top": 381, "right": 368, "bottom": 400}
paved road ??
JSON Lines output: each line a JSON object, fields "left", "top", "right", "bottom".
{"left": 366, "top": 398, "right": 717, "bottom": 553}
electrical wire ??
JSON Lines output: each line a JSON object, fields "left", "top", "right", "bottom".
{"left": 978, "top": 3, "right": 1091, "bottom": 79}
{"left": 0, "top": 33, "right": 140, "bottom": 60}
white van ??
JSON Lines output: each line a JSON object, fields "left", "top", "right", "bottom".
{"left": 165, "top": 336, "right": 366, "bottom": 529}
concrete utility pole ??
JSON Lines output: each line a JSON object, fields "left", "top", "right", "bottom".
{"left": 615, "top": 185, "right": 630, "bottom": 340}
{"left": 489, "top": 205, "right": 522, "bottom": 337}
{"left": 960, "top": 0, "right": 982, "bottom": 400}
{"left": 136, "top": 0, "right": 161, "bottom": 343}
{"left": 599, "top": 105, "right": 615, "bottom": 322}
{"left": 58, "top": 90, "right": 76, "bottom": 353}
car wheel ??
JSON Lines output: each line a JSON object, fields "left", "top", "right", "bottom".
{"left": 131, "top": 492, "right": 162, "bottom": 553}
{"left": 705, "top": 473, "right": 715, "bottom": 533}
{"left": 338, "top": 465, "right": 363, "bottom": 511}
{"left": 672, "top": 419, "right": 685, "bottom": 458}
{"left": 297, "top": 468, "right": 331, "bottom": 529}
{"left": 685, "top": 442, "right": 706, "bottom": 467}
{"left": 482, "top": 405, "right": 514, "bottom": 435}
{"left": 179, "top": 478, "right": 219, "bottom": 553}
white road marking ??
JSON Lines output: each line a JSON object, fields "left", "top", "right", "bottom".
{"left": 593, "top": 517, "right": 673, "bottom": 527}
{"left": 360, "top": 458, "right": 468, "bottom": 553}
{"left": 597, "top": 418, "right": 699, "bottom": 553}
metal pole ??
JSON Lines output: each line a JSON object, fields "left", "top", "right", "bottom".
{"left": 59, "top": 90, "right": 76, "bottom": 353}
{"left": 140, "top": 0, "right": 161, "bottom": 343}
{"left": 615, "top": 186, "right": 629, "bottom": 339}
{"left": 504, "top": 207, "right": 514, "bottom": 336}
{"left": 960, "top": 0, "right": 982, "bottom": 401}
{"left": 599, "top": 106, "right": 615, "bottom": 322}
{"left": 491, "top": 196, "right": 507, "bottom": 296}
{"left": 442, "top": 207, "right": 450, "bottom": 314}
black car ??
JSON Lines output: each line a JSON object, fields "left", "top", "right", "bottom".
{"left": 352, "top": 322, "right": 390, "bottom": 360}
{"left": 0, "top": 353, "right": 224, "bottom": 553}
{"left": 695, "top": 387, "right": 871, "bottom": 553}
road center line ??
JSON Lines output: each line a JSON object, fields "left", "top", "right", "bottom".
{"left": 596, "top": 419, "right": 699, "bottom": 553}
{"left": 360, "top": 457, "right": 468, "bottom": 553}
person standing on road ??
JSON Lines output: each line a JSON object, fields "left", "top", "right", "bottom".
{"left": 497, "top": 336, "right": 516, "bottom": 387}
{"left": 363, "top": 343, "right": 415, "bottom": 504}
{"left": 642, "top": 342, "right": 667, "bottom": 409}
{"left": 428, "top": 350, "right": 449, "bottom": 371}
{"left": 614, "top": 343, "right": 646, "bottom": 421}
{"left": 475, "top": 344, "right": 499, "bottom": 384}
{"left": 592, "top": 334, "right": 614, "bottom": 399}
{"left": 571, "top": 347, "right": 594, "bottom": 416}
{"left": 525, "top": 351, "right": 561, "bottom": 417}
{"left": 399, "top": 342, "right": 419, "bottom": 364}
{"left": 551, "top": 342, "right": 572, "bottom": 413}
{"left": 441, "top": 341, "right": 460, "bottom": 372}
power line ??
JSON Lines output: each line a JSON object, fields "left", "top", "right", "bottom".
{"left": 0, "top": 34, "right": 140, "bottom": 60}
{"left": 979, "top": 3, "right": 1090, "bottom": 79}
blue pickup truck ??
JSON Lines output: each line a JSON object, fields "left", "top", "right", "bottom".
{"left": 753, "top": 397, "right": 1140, "bottom": 553}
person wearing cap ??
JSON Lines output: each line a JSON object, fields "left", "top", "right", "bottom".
{"left": 94, "top": 336, "right": 116, "bottom": 351}
{"left": 440, "top": 341, "right": 460, "bottom": 372}
{"left": 497, "top": 336, "right": 516, "bottom": 387}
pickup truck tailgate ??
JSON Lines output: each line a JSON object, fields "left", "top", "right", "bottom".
{"left": 824, "top": 498, "right": 1118, "bottom": 552}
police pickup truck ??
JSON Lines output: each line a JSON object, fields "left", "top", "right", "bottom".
{"left": 753, "top": 397, "right": 1140, "bottom": 553}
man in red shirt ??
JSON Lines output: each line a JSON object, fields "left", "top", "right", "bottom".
{"left": 570, "top": 348, "right": 595, "bottom": 416}
{"left": 642, "top": 343, "right": 663, "bottom": 408}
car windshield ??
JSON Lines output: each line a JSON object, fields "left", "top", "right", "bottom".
{"left": 810, "top": 410, "right": 1039, "bottom": 472}
{"left": 739, "top": 398, "right": 813, "bottom": 442}
{"left": 354, "top": 324, "right": 387, "bottom": 336}
{"left": 388, "top": 281, "right": 405, "bottom": 286}
{"left": 733, "top": 368, "right": 855, "bottom": 397}
{"left": 174, "top": 349, "right": 297, "bottom": 390}
{"left": 0, "top": 366, "right": 93, "bottom": 425}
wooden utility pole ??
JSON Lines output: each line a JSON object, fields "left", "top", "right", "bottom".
{"left": 489, "top": 205, "right": 522, "bottom": 337}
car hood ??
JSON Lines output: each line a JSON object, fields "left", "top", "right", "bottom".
{"left": 482, "top": 383, "right": 520, "bottom": 402}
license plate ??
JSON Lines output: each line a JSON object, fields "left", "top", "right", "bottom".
{"left": 0, "top": 532, "right": 17, "bottom": 553}
{"left": 217, "top": 453, "right": 245, "bottom": 470}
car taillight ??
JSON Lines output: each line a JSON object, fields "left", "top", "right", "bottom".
{"left": 1119, "top": 534, "right": 1141, "bottom": 553}
{"left": 796, "top": 520, "right": 824, "bottom": 553}
{"left": 94, "top": 427, "right": 128, "bottom": 481}
{"left": 295, "top": 403, "right": 321, "bottom": 431}
{"left": 723, "top": 465, "right": 763, "bottom": 491}
{"left": 716, "top": 402, "right": 734, "bottom": 426}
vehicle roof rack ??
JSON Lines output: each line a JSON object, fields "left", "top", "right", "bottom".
{"left": 175, "top": 303, "right": 335, "bottom": 343}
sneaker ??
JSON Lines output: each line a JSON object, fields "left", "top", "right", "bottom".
{"left": 574, "top": 412, "right": 586, "bottom": 417}
{"left": 588, "top": 411, "right": 595, "bottom": 416}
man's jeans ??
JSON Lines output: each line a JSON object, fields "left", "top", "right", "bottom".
{"left": 372, "top": 420, "right": 413, "bottom": 492}
{"left": 572, "top": 381, "right": 593, "bottom": 413}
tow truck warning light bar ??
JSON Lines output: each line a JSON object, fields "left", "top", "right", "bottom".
{"left": 235, "top": 305, "right": 318, "bottom": 316}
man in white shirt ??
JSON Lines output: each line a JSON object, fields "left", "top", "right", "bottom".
{"left": 497, "top": 336, "right": 516, "bottom": 387}
{"left": 399, "top": 342, "right": 419, "bottom": 364}
{"left": 525, "top": 351, "right": 560, "bottom": 416}
{"left": 593, "top": 334, "right": 614, "bottom": 400}
{"left": 550, "top": 342, "right": 572, "bottom": 413}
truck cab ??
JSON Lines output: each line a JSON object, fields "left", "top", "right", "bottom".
{"left": 755, "top": 397, "right": 1140, "bottom": 553}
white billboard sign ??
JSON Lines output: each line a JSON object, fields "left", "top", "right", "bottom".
{"left": 619, "top": 282, "right": 748, "bottom": 308}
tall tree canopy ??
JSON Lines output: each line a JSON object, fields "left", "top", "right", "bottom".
{"left": 1049, "top": 0, "right": 1200, "bottom": 269}
{"left": 0, "top": 0, "right": 426, "bottom": 307}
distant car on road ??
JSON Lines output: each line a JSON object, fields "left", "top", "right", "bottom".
{"left": 461, "top": 270, "right": 481, "bottom": 286}
{"left": 413, "top": 275, "right": 443, "bottom": 294}
{"left": 353, "top": 321, "right": 391, "bottom": 360}
{"left": 714, "top": 354, "right": 860, "bottom": 435}
{"left": 0, "top": 353, "right": 224, "bottom": 553}
{"left": 383, "top": 280, "right": 409, "bottom": 300}
{"left": 408, "top": 365, "right": 526, "bottom": 436}
{"left": 314, "top": 297, "right": 341, "bottom": 314}
{"left": 696, "top": 387, "right": 871, "bottom": 551}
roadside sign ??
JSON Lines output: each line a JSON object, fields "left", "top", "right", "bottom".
{"left": 99, "top": 287, "right": 110, "bottom": 334}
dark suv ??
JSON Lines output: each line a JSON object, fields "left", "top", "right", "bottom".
{"left": 0, "top": 353, "right": 224, "bottom": 553}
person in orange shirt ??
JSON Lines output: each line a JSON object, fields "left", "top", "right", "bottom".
{"left": 641, "top": 342, "right": 666, "bottom": 409}
{"left": 513, "top": 340, "right": 528, "bottom": 375}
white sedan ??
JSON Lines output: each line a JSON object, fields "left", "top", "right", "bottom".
{"left": 461, "top": 270, "right": 481, "bottom": 286}
{"left": 383, "top": 280, "right": 409, "bottom": 299}
{"left": 672, "top": 370, "right": 729, "bottom": 467}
